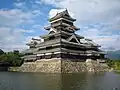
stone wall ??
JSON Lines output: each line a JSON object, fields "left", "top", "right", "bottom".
{"left": 86, "top": 59, "right": 109, "bottom": 72}
{"left": 9, "top": 58, "right": 61, "bottom": 73}
{"left": 9, "top": 58, "right": 109, "bottom": 73}
{"left": 61, "top": 60, "right": 87, "bottom": 73}
{"left": 61, "top": 59, "right": 108, "bottom": 73}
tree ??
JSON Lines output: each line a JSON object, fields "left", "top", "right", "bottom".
{"left": 0, "top": 50, "right": 24, "bottom": 66}
{"left": 5, "top": 52, "right": 23, "bottom": 66}
{"left": 0, "top": 49, "right": 4, "bottom": 55}
{"left": 13, "top": 50, "right": 19, "bottom": 55}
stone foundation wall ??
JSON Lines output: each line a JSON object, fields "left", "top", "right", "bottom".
{"left": 61, "top": 60, "right": 87, "bottom": 73}
{"left": 61, "top": 59, "right": 108, "bottom": 73}
{"left": 9, "top": 59, "right": 109, "bottom": 73}
{"left": 18, "top": 59, "right": 61, "bottom": 73}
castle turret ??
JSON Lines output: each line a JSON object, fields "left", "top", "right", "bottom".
{"left": 44, "top": 9, "right": 79, "bottom": 33}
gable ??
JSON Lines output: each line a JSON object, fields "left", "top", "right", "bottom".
{"left": 49, "top": 31, "right": 55, "bottom": 34}
{"left": 67, "top": 34, "right": 80, "bottom": 44}
{"left": 70, "top": 38, "right": 78, "bottom": 43}
{"left": 49, "top": 28, "right": 56, "bottom": 34}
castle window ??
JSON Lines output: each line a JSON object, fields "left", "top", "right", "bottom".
{"left": 46, "top": 46, "right": 52, "bottom": 50}
{"left": 49, "top": 36, "right": 55, "bottom": 40}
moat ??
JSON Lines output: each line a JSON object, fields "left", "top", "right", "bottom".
{"left": 0, "top": 72, "right": 120, "bottom": 90}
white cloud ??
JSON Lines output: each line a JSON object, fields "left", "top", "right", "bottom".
{"left": 0, "top": 9, "right": 35, "bottom": 27}
{"left": 94, "top": 35, "right": 120, "bottom": 51}
{"left": 0, "top": 1, "right": 45, "bottom": 51}
{"left": 2, "top": 44, "right": 27, "bottom": 52}
{"left": 32, "top": 25, "right": 42, "bottom": 29}
{"left": 35, "top": 0, "right": 42, "bottom": 4}
{"left": 14, "top": 2, "right": 25, "bottom": 8}
{"left": 15, "top": 28, "right": 35, "bottom": 33}
{"left": 32, "top": 10, "right": 43, "bottom": 16}
{"left": 79, "top": 28, "right": 120, "bottom": 51}
{"left": 0, "top": 8, "right": 43, "bottom": 27}
{"left": 0, "top": 27, "right": 35, "bottom": 51}
{"left": 40, "top": 0, "right": 61, "bottom": 5}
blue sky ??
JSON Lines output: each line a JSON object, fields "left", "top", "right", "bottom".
{"left": 0, "top": 0, "right": 120, "bottom": 51}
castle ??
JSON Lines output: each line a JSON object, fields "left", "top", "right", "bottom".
{"left": 18, "top": 10, "right": 108, "bottom": 73}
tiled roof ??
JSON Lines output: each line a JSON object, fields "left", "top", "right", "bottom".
{"left": 49, "top": 9, "right": 76, "bottom": 22}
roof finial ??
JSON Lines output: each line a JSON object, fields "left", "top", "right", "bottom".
{"left": 65, "top": 8, "right": 68, "bottom": 12}
{"left": 56, "top": 10, "right": 59, "bottom": 15}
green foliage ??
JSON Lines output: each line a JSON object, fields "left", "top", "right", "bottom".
{"left": 0, "top": 49, "right": 24, "bottom": 66}
{"left": 106, "top": 59, "right": 120, "bottom": 70}
{"left": 0, "top": 54, "right": 7, "bottom": 62}
{"left": 13, "top": 50, "right": 19, "bottom": 55}
{"left": 106, "top": 59, "right": 114, "bottom": 67}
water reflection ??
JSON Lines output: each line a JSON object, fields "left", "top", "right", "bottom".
{"left": 61, "top": 73, "right": 87, "bottom": 90}
{"left": 0, "top": 72, "right": 61, "bottom": 90}
{"left": 61, "top": 72, "right": 120, "bottom": 90}
{"left": 0, "top": 72, "right": 120, "bottom": 90}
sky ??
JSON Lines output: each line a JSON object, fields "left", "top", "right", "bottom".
{"left": 0, "top": 0, "right": 120, "bottom": 52}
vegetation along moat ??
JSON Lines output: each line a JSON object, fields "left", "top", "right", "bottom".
{"left": 0, "top": 49, "right": 23, "bottom": 70}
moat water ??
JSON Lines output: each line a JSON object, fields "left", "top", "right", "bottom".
{"left": 0, "top": 72, "right": 120, "bottom": 90}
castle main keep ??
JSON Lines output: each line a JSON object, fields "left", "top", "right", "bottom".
{"left": 17, "top": 10, "right": 108, "bottom": 73}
